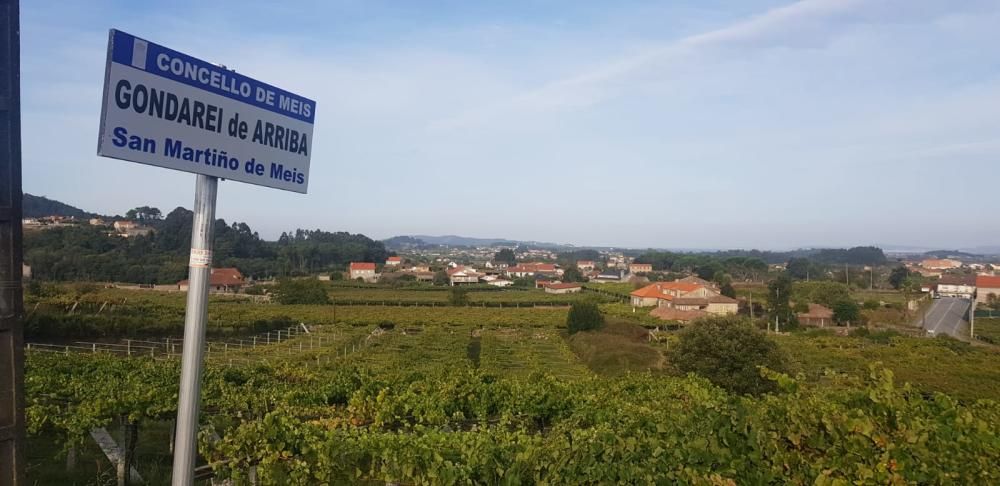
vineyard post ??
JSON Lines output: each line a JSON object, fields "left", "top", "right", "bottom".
{"left": 171, "top": 174, "right": 219, "bottom": 486}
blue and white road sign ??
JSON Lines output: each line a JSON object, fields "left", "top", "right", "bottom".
{"left": 97, "top": 29, "right": 315, "bottom": 193}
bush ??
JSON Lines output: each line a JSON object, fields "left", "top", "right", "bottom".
{"left": 567, "top": 302, "right": 604, "bottom": 334}
{"left": 273, "top": 278, "right": 330, "bottom": 305}
{"left": 862, "top": 300, "right": 880, "bottom": 310}
{"left": 449, "top": 287, "right": 468, "bottom": 306}
{"left": 671, "top": 315, "right": 787, "bottom": 395}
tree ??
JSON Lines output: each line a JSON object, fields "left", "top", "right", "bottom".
{"left": 494, "top": 248, "right": 516, "bottom": 265}
{"left": 786, "top": 258, "right": 816, "bottom": 280}
{"left": 272, "top": 278, "right": 330, "bottom": 305}
{"left": 832, "top": 299, "right": 861, "bottom": 326}
{"left": 125, "top": 206, "right": 162, "bottom": 221}
{"left": 767, "top": 275, "right": 795, "bottom": 328}
{"left": 720, "top": 282, "right": 736, "bottom": 299}
{"left": 433, "top": 270, "right": 449, "bottom": 286}
{"left": 449, "top": 287, "right": 468, "bottom": 306}
{"left": 987, "top": 293, "right": 1000, "bottom": 313}
{"left": 566, "top": 302, "right": 604, "bottom": 334}
{"left": 561, "top": 266, "right": 585, "bottom": 283}
{"left": 671, "top": 316, "right": 787, "bottom": 395}
{"left": 889, "top": 266, "right": 910, "bottom": 290}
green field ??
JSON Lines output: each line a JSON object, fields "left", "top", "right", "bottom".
{"left": 22, "top": 285, "right": 1000, "bottom": 484}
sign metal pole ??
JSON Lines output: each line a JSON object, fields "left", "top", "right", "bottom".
{"left": 170, "top": 174, "right": 218, "bottom": 486}
{"left": 0, "top": 1, "right": 25, "bottom": 483}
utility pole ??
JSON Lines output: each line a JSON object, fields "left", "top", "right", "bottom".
{"left": 0, "top": 1, "right": 25, "bottom": 483}
{"left": 845, "top": 264, "right": 849, "bottom": 287}
{"left": 970, "top": 299, "right": 975, "bottom": 341}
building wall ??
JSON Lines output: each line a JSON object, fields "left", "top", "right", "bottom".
{"left": 978, "top": 287, "right": 1000, "bottom": 304}
{"left": 350, "top": 269, "right": 377, "bottom": 282}
{"left": 545, "top": 287, "right": 581, "bottom": 294}
{"left": 631, "top": 296, "right": 662, "bottom": 307}
{"left": 937, "top": 284, "right": 975, "bottom": 298}
{"left": 705, "top": 302, "right": 738, "bottom": 315}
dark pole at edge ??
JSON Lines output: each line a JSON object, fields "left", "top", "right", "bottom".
{"left": 0, "top": 0, "right": 24, "bottom": 484}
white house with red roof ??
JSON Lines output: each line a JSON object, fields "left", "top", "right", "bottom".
{"left": 576, "top": 261, "right": 595, "bottom": 271}
{"left": 349, "top": 262, "right": 378, "bottom": 282}
{"left": 385, "top": 256, "right": 402, "bottom": 266}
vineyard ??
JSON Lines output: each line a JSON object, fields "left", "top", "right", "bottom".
{"left": 22, "top": 285, "right": 1000, "bottom": 484}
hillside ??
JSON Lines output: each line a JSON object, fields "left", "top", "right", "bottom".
{"left": 22, "top": 193, "right": 101, "bottom": 219}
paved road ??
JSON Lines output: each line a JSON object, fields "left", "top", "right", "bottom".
{"left": 921, "top": 297, "right": 970, "bottom": 340}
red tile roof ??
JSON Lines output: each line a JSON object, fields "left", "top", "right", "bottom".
{"left": 630, "top": 282, "right": 703, "bottom": 299}
{"left": 977, "top": 275, "right": 1000, "bottom": 289}
{"left": 178, "top": 267, "right": 244, "bottom": 287}
{"left": 386, "top": 256, "right": 402, "bottom": 262}
{"left": 797, "top": 303, "right": 833, "bottom": 319}
{"left": 350, "top": 262, "right": 376, "bottom": 271}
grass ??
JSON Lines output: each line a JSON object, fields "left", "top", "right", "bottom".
{"left": 567, "top": 320, "right": 666, "bottom": 376}
{"left": 974, "top": 318, "right": 1000, "bottom": 345}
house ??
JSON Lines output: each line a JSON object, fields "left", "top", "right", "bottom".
{"left": 921, "top": 259, "right": 962, "bottom": 271}
{"left": 113, "top": 220, "right": 138, "bottom": 232}
{"left": 409, "top": 265, "right": 431, "bottom": 273}
{"left": 506, "top": 263, "right": 560, "bottom": 278}
{"left": 629, "top": 263, "right": 653, "bottom": 274}
{"left": 591, "top": 269, "right": 626, "bottom": 283}
{"left": 447, "top": 266, "right": 482, "bottom": 286}
{"left": 385, "top": 256, "right": 402, "bottom": 266}
{"left": 797, "top": 304, "right": 834, "bottom": 327}
{"left": 543, "top": 282, "right": 583, "bottom": 294}
{"left": 671, "top": 295, "right": 739, "bottom": 315}
{"left": 630, "top": 282, "right": 711, "bottom": 307}
{"left": 976, "top": 275, "right": 1000, "bottom": 305}
{"left": 405, "top": 271, "right": 436, "bottom": 282}
{"left": 936, "top": 275, "right": 975, "bottom": 299}
{"left": 178, "top": 267, "right": 245, "bottom": 293}
{"left": 630, "top": 281, "right": 738, "bottom": 315}
{"left": 89, "top": 218, "right": 106, "bottom": 226}
{"left": 122, "top": 227, "right": 153, "bottom": 238}
{"left": 576, "top": 261, "right": 596, "bottom": 271}
{"left": 349, "top": 262, "right": 378, "bottom": 282}
{"left": 113, "top": 220, "right": 152, "bottom": 238}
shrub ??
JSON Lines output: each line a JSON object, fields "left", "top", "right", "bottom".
{"left": 273, "top": 278, "right": 330, "bottom": 305}
{"left": 449, "top": 287, "right": 468, "bottom": 306}
{"left": 567, "top": 302, "right": 604, "bottom": 334}
{"left": 671, "top": 315, "right": 787, "bottom": 395}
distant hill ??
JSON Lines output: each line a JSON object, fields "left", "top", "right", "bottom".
{"left": 923, "top": 250, "right": 985, "bottom": 259}
{"left": 383, "top": 235, "right": 431, "bottom": 250}
{"left": 23, "top": 193, "right": 101, "bottom": 219}
{"left": 399, "top": 234, "right": 568, "bottom": 249}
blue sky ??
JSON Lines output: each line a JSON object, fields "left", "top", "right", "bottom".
{"left": 20, "top": 0, "right": 1000, "bottom": 250}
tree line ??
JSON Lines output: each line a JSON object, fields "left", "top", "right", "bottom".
{"left": 24, "top": 206, "right": 389, "bottom": 284}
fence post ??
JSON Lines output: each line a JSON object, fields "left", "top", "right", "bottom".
{"left": 126, "top": 339, "right": 131, "bottom": 357}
